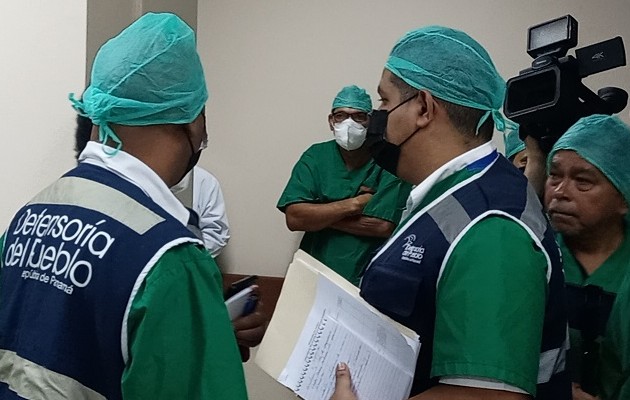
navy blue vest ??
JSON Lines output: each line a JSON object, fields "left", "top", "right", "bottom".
{"left": 0, "top": 163, "right": 200, "bottom": 399}
{"left": 361, "top": 153, "right": 570, "bottom": 399}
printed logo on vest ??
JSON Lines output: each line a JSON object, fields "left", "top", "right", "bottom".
{"left": 3, "top": 207, "right": 117, "bottom": 295}
{"left": 401, "top": 234, "right": 425, "bottom": 264}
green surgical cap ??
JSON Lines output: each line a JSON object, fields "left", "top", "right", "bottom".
{"left": 386, "top": 26, "right": 512, "bottom": 133}
{"left": 332, "top": 85, "right": 372, "bottom": 112}
{"left": 548, "top": 114, "right": 630, "bottom": 203}
{"left": 504, "top": 127, "right": 526, "bottom": 159}
{"left": 69, "top": 12, "right": 208, "bottom": 155}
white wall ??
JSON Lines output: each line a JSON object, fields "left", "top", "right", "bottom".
{"left": 0, "top": 2, "right": 87, "bottom": 230}
{"left": 197, "top": 0, "right": 630, "bottom": 278}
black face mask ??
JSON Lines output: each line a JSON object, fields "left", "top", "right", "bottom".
{"left": 367, "top": 134, "right": 401, "bottom": 176}
{"left": 180, "top": 134, "right": 202, "bottom": 182}
{"left": 366, "top": 95, "right": 417, "bottom": 176}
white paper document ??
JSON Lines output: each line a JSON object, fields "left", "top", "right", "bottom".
{"left": 278, "top": 275, "right": 420, "bottom": 400}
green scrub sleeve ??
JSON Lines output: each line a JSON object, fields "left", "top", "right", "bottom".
{"left": 277, "top": 151, "right": 319, "bottom": 211}
{"left": 431, "top": 216, "right": 548, "bottom": 396}
{"left": 362, "top": 171, "right": 410, "bottom": 224}
{"left": 121, "top": 243, "right": 248, "bottom": 400}
{"left": 599, "top": 271, "right": 630, "bottom": 400}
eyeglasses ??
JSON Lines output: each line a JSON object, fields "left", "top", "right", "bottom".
{"left": 332, "top": 111, "right": 369, "bottom": 124}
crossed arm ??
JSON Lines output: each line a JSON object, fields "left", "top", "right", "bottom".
{"left": 284, "top": 190, "right": 394, "bottom": 238}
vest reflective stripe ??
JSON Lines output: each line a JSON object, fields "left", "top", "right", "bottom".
{"left": 426, "top": 194, "right": 471, "bottom": 244}
{"left": 28, "top": 176, "right": 164, "bottom": 235}
{"left": 371, "top": 155, "right": 497, "bottom": 263}
{"left": 538, "top": 337, "right": 569, "bottom": 384}
{"left": 0, "top": 350, "right": 105, "bottom": 400}
{"left": 428, "top": 187, "right": 549, "bottom": 251}
{"left": 437, "top": 210, "right": 553, "bottom": 286}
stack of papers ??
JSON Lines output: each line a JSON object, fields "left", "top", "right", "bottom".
{"left": 255, "top": 250, "right": 420, "bottom": 400}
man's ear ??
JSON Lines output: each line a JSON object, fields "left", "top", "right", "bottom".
{"left": 328, "top": 113, "right": 334, "bottom": 131}
{"left": 414, "top": 90, "right": 437, "bottom": 129}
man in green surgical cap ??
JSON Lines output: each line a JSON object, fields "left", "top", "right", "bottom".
{"left": 0, "top": 13, "right": 248, "bottom": 399}
{"left": 332, "top": 26, "right": 570, "bottom": 400}
{"left": 504, "top": 127, "right": 527, "bottom": 170}
{"left": 544, "top": 114, "right": 630, "bottom": 400}
{"left": 277, "top": 85, "right": 411, "bottom": 285}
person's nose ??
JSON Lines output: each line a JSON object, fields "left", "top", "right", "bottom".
{"left": 549, "top": 179, "right": 569, "bottom": 200}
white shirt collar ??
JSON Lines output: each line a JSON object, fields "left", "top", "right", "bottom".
{"left": 78, "top": 142, "right": 190, "bottom": 226}
{"left": 401, "top": 141, "right": 496, "bottom": 220}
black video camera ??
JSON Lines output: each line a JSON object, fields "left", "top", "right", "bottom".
{"left": 504, "top": 15, "right": 628, "bottom": 151}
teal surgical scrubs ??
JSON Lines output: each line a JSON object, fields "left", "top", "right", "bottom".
{"left": 277, "top": 140, "right": 411, "bottom": 285}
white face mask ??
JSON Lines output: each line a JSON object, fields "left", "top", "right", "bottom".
{"left": 333, "top": 118, "right": 367, "bottom": 151}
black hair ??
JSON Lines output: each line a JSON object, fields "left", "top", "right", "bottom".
{"left": 75, "top": 115, "right": 93, "bottom": 160}
{"left": 388, "top": 73, "right": 494, "bottom": 142}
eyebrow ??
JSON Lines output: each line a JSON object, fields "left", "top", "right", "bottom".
{"left": 551, "top": 164, "right": 599, "bottom": 177}
{"left": 550, "top": 158, "right": 597, "bottom": 172}
{"left": 572, "top": 167, "right": 598, "bottom": 176}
